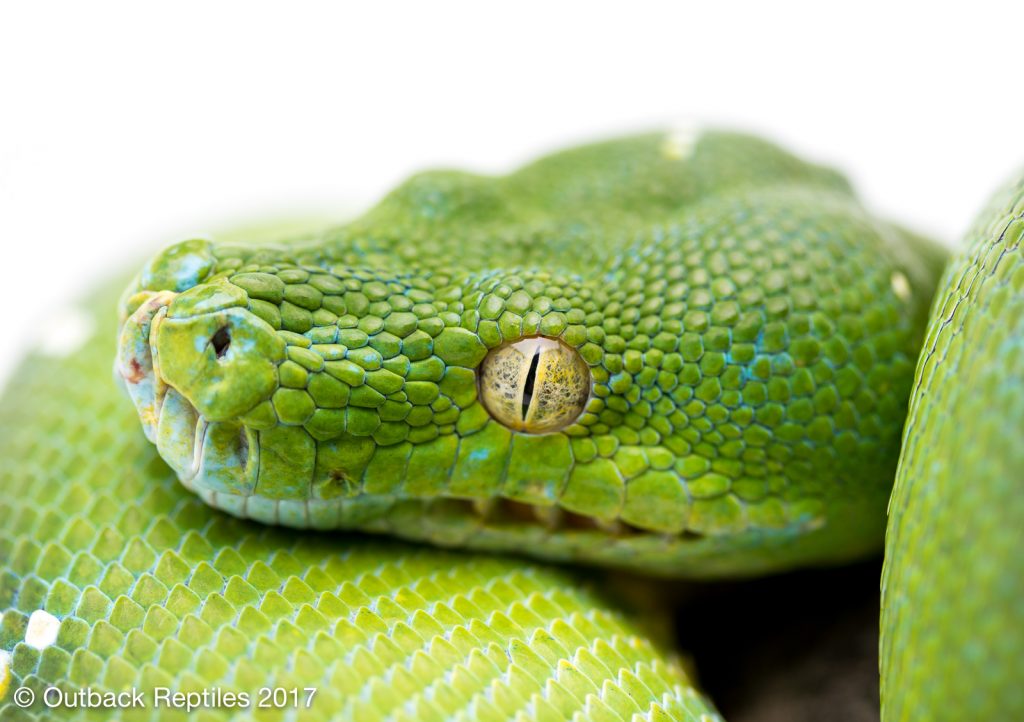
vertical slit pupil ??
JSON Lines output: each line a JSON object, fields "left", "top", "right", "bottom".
{"left": 522, "top": 350, "right": 541, "bottom": 421}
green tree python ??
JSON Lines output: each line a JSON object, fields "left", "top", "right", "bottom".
{"left": 0, "top": 131, "right": 1019, "bottom": 720}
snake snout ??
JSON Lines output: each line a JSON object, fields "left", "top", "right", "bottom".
{"left": 116, "top": 237, "right": 221, "bottom": 439}
{"left": 152, "top": 302, "right": 282, "bottom": 496}
{"left": 155, "top": 284, "right": 287, "bottom": 422}
{"left": 118, "top": 270, "right": 286, "bottom": 498}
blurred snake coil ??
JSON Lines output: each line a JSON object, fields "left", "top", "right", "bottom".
{"left": 0, "top": 130, "right": 1020, "bottom": 721}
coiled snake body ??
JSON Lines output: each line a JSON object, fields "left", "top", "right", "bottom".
{"left": 0, "top": 131, "right": 1019, "bottom": 720}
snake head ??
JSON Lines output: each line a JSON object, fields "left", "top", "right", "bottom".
{"left": 112, "top": 133, "right": 946, "bottom": 577}
{"left": 117, "top": 239, "right": 286, "bottom": 495}
{"left": 115, "top": 236, "right": 607, "bottom": 532}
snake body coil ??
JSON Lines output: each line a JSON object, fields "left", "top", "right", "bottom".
{"left": 880, "top": 172, "right": 1024, "bottom": 720}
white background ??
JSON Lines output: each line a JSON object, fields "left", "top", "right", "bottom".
{"left": 2, "top": 1, "right": 1022, "bottom": 387}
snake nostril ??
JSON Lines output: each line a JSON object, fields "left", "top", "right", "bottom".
{"left": 210, "top": 326, "right": 231, "bottom": 359}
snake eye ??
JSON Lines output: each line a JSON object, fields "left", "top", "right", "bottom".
{"left": 479, "top": 336, "right": 590, "bottom": 433}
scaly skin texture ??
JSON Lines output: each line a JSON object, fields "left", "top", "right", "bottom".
{"left": 880, "top": 173, "right": 1024, "bottom": 719}
{"left": 0, "top": 282, "right": 721, "bottom": 722}
{"left": 116, "top": 131, "right": 943, "bottom": 578}
{"left": 15, "top": 129, "right": 1013, "bottom": 722}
